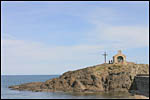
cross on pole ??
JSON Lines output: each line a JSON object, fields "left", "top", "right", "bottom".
{"left": 102, "top": 51, "right": 108, "bottom": 63}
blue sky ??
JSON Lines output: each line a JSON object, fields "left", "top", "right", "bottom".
{"left": 1, "top": 1, "right": 149, "bottom": 75}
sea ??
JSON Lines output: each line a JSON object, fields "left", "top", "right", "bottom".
{"left": 1, "top": 75, "right": 135, "bottom": 99}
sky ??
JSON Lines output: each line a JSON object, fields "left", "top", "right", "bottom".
{"left": 1, "top": 1, "right": 149, "bottom": 75}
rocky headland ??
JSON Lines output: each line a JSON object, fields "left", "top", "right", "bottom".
{"left": 9, "top": 63, "right": 149, "bottom": 98}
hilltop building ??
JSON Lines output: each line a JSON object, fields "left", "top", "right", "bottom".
{"left": 113, "top": 50, "right": 127, "bottom": 64}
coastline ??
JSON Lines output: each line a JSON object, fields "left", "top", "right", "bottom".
{"left": 2, "top": 75, "right": 149, "bottom": 99}
{"left": 8, "top": 63, "right": 149, "bottom": 99}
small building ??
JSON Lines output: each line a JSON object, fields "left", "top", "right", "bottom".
{"left": 113, "top": 50, "right": 127, "bottom": 64}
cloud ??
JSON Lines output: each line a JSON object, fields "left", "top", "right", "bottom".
{"left": 2, "top": 28, "right": 149, "bottom": 75}
{"left": 1, "top": 2, "right": 149, "bottom": 75}
{"left": 1, "top": 36, "right": 105, "bottom": 75}
{"left": 82, "top": 25, "right": 149, "bottom": 51}
{"left": 100, "top": 25, "right": 149, "bottom": 48}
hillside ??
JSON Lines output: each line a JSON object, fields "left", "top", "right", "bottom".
{"left": 9, "top": 63, "right": 149, "bottom": 93}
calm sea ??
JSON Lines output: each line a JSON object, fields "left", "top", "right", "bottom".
{"left": 1, "top": 75, "right": 135, "bottom": 99}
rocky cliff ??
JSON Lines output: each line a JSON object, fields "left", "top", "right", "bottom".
{"left": 9, "top": 63, "right": 149, "bottom": 93}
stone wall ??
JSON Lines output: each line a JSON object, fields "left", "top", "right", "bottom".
{"left": 130, "top": 76, "right": 149, "bottom": 97}
{"left": 135, "top": 76, "right": 149, "bottom": 92}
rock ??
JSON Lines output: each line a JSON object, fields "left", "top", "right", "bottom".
{"left": 134, "top": 95, "right": 149, "bottom": 99}
{"left": 9, "top": 63, "right": 149, "bottom": 94}
{"left": 9, "top": 82, "right": 43, "bottom": 91}
{"left": 72, "top": 80, "right": 86, "bottom": 92}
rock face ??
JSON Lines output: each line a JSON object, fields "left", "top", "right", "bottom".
{"left": 9, "top": 63, "right": 149, "bottom": 93}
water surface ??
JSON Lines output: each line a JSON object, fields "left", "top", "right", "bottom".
{"left": 1, "top": 75, "right": 134, "bottom": 99}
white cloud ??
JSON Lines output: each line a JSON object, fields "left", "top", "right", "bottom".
{"left": 101, "top": 25, "right": 149, "bottom": 47}
{"left": 2, "top": 25, "right": 149, "bottom": 75}
{"left": 1, "top": 37, "right": 105, "bottom": 75}
{"left": 84, "top": 24, "right": 149, "bottom": 49}
{"left": 2, "top": 22, "right": 149, "bottom": 75}
{"left": 72, "top": 4, "right": 149, "bottom": 49}
{"left": 1, "top": 2, "right": 149, "bottom": 75}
